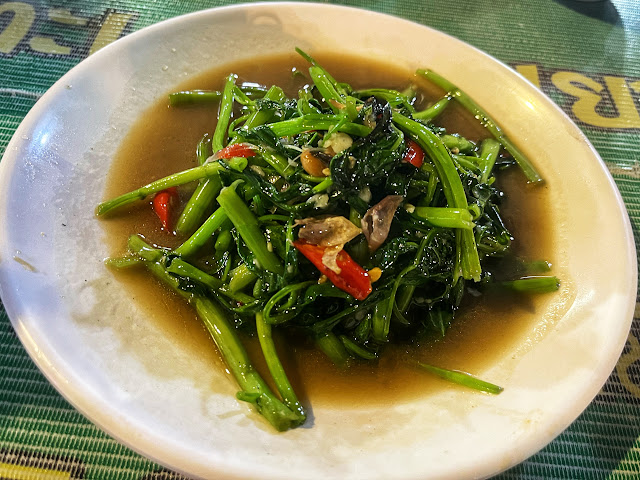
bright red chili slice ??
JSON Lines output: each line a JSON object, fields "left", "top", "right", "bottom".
{"left": 293, "top": 240, "right": 372, "bottom": 301}
{"left": 152, "top": 187, "right": 178, "bottom": 231}
{"left": 403, "top": 139, "right": 424, "bottom": 168}
{"left": 215, "top": 143, "right": 256, "bottom": 159}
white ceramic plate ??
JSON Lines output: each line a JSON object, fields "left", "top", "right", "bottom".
{"left": 0, "top": 3, "right": 636, "bottom": 479}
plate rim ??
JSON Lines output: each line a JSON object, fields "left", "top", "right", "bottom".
{"left": 0, "top": 2, "right": 637, "bottom": 479}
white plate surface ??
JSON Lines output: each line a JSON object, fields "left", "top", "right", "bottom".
{"left": 0, "top": 3, "right": 636, "bottom": 480}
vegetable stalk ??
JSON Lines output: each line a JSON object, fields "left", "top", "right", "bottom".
{"left": 176, "top": 74, "right": 237, "bottom": 234}
{"left": 417, "top": 69, "right": 543, "bottom": 183}
{"left": 393, "top": 112, "right": 482, "bottom": 282}
{"left": 217, "top": 184, "right": 284, "bottom": 275}
{"left": 128, "top": 235, "right": 302, "bottom": 431}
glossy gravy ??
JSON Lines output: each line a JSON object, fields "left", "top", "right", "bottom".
{"left": 101, "top": 53, "right": 564, "bottom": 407}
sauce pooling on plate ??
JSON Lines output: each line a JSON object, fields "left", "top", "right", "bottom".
{"left": 99, "top": 51, "right": 567, "bottom": 427}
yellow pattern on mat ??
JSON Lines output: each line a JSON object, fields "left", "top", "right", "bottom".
{"left": 0, "top": 462, "right": 71, "bottom": 480}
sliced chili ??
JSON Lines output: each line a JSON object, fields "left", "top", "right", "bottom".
{"left": 152, "top": 187, "right": 178, "bottom": 231}
{"left": 403, "top": 139, "right": 424, "bottom": 168}
{"left": 293, "top": 240, "right": 372, "bottom": 300}
{"left": 216, "top": 143, "right": 256, "bottom": 159}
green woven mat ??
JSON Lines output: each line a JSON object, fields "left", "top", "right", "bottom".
{"left": 1, "top": 0, "right": 639, "bottom": 478}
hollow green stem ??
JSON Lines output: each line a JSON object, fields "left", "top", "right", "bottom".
{"left": 393, "top": 112, "right": 481, "bottom": 282}
{"left": 339, "top": 335, "right": 377, "bottom": 360}
{"left": 309, "top": 65, "right": 345, "bottom": 113}
{"left": 166, "top": 258, "right": 255, "bottom": 304}
{"left": 127, "top": 235, "right": 301, "bottom": 431}
{"left": 413, "top": 207, "right": 475, "bottom": 230}
{"left": 253, "top": 144, "right": 295, "bottom": 178}
{"left": 229, "top": 264, "right": 258, "bottom": 292}
{"left": 316, "top": 332, "right": 350, "bottom": 367}
{"left": 268, "top": 114, "right": 371, "bottom": 138}
{"left": 263, "top": 281, "right": 314, "bottom": 325}
{"left": 441, "top": 134, "right": 475, "bottom": 154}
{"left": 176, "top": 74, "right": 236, "bottom": 235}
{"left": 255, "top": 312, "right": 306, "bottom": 420}
{"left": 217, "top": 184, "right": 284, "bottom": 275}
{"left": 413, "top": 95, "right": 452, "bottom": 121}
{"left": 104, "top": 255, "right": 144, "bottom": 269}
{"left": 196, "top": 134, "right": 212, "bottom": 166}
{"left": 372, "top": 298, "right": 390, "bottom": 343}
{"left": 356, "top": 88, "right": 414, "bottom": 111}
{"left": 175, "top": 175, "right": 222, "bottom": 236}
{"left": 500, "top": 276, "right": 560, "bottom": 293}
{"left": 479, "top": 138, "right": 501, "bottom": 183}
{"left": 173, "top": 207, "right": 228, "bottom": 258}
{"left": 416, "top": 362, "right": 503, "bottom": 394}
{"left": 169, "top": 85, "right": 267, "bottom": 106}
{"left": 417, "top": 69, "right": 543, "bottom": 183}
{"left": 95, "top": 163, "right": 223, "bottom": 216}
{"left": 312, "top": 177, "right": 333, "bottom": 193}
{"left": 244, "top": 85, "right": 286, "bottom": 129}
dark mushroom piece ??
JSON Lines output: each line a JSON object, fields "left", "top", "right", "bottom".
{"left": 361, "top": 195, "right": 404, "bottom": 251}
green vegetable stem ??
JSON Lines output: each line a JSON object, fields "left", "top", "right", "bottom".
{"left": 96, "top": 48, "right": 557, "bottom": 431}
{"left": 127, "top": 235, "right": 302, "bottom": 431}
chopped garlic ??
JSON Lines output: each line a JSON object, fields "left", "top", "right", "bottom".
{"left": 296, "top": 215, "right": 361, "bottom": 246}
{"left": 321, "top": 245, "right": 343, "bottom": 274}
{"left": 323, "top": 132, "right": 353, "bottom": 154}
{"left": 358, "top": 186, "right": 372, "bottom": 203}
{"left": 307, "top": 193, "right": 329, "bottom": 209}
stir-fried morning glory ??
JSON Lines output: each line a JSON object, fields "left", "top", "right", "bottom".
{"left": 96, "top": 49, "right": 559, "bottom": 431}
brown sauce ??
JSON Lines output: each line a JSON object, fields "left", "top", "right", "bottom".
{"left": 101, "top": 52, "right": 566, "bottom": 408}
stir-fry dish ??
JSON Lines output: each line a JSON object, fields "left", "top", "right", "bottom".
{"left": 96, "top": 49, "right": 559, "bottom": 431}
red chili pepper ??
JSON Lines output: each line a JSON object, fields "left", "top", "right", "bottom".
{"left": 293, "top": 240, "right": 372, "bottom": 301}
{"left": 215, "top": 143, "right": 256, "bottom": 159}
{"left": 152, "top": 187, "right": 178, "bottom": 231}
{"left": 403, "top": 139, "right": 424, "bottom": 168}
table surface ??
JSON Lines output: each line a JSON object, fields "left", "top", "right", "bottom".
{"left": 1, "top": 0, "right": 639, "bottom": 478}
